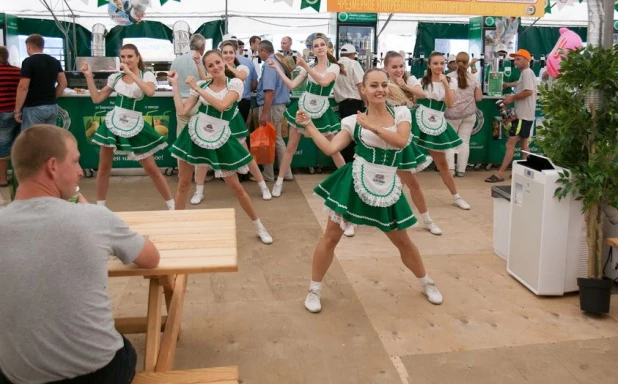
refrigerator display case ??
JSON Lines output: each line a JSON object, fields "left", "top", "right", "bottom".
{"left": 335, "top": 12, "right": 378, "bottom": 70}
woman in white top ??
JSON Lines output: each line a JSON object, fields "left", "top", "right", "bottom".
{"left": 267, "top": 33, "right": 347, "bottom": 198}
{"left": 445, "top": 52, "right": 483, "bottom": 177}
{"left": 296, "top": 68, "right": 443, "bottom": 313}
{"left": 383, "top": 51, "right": 443, "bottom": 236}
{"left": 408, "top": 52, "right": 471, "bottom": 210}
{"left": 220, "top": 40, "right": 271, "bottom": 200}
{"left": 168, "top": 50, "right": 273, "bottom": 244}
{"left": 82, "top": 44, "right": 174, "bottom": 209}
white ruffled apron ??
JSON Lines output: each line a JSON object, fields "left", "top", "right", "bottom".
{"left": 188, "top": 112, "right": 232, "bottom": 149}
{"left": 298, "top": 92, "right": 330, "bottom": 119}
{"left": 352, "top": 157, "right": 402, "bottom": 207}
{"left": 105, "top": 106, "right": 144, "bottom": 138}
{"left": 415, "top": 105, "right": 448, "bottom": 136}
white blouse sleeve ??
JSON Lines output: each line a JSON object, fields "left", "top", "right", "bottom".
{"left": 142, "top": 71, "right": 158, "bottom": 86}
{"left": 237, "top": 65, "right": 250, "bottom": 76}
{"left": 228, "top": 78, "right": 244, "bottom": 101}
{"left": 327, "top": 63, "right": 341, "bottom": 77}
{"left": 406, "top": 76, "right": 420, "bottom": 87}
{"left": 106, "top": 73, "right": 122, "bottom": 89}
{"left": 189, "top": 80, "right": 207, "bottom": 97}
{"left": 341, "top": 115, "right": 357, "bottom": 138}
{"left": 394, "top": 106, "right": 412, "bottom": 126}
{"left": 448, "top": 77, "right": 458, "bottom": 91}
{"left": 298, "top": 66, "right": 308, "bottom": 78}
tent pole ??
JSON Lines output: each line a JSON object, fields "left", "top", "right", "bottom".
{"left": 225, "top": 0, "right": 228, "bottom": 33}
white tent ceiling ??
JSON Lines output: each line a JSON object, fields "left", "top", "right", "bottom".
{"left": 2, "top": 0, "right": 613, "bottom": 35}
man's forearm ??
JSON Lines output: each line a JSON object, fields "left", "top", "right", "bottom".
{"left": 14, "top": 87, "right": 28, "bottom": 112}
{"left": 262, "top": 91, "right": 274, "bottom": 117}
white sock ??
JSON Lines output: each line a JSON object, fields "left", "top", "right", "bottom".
{"left": 452, "top": 193, "right": 461, "bottom": 200}
{"left": 96, "top": 200, "right": 106, "bottom": 206}
{"left": 195, "top": 184, "right": 204, "bottom": 195}
{"left": 421, "top": 212, "right": 431, "bottom": 223}
{"left": 418, "top": 275, "right": 431, "bottom": 286}
{"left": 257, "top": 180, "right": 268, "bottom": 190}
{"left": 253, "top": 218, "right": 263, "bottom": 228}
{"left": 276, "top": 177, "right": 284, "bottom": 185}
{"left": 309, "top": 280, "right": 322, "bottom": 291}
{"left": 166, "top": 199, "right": 175, "bottom": 211}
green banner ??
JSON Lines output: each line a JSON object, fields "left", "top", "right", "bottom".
{"left": 160, "top": 0, "right": 181, "bottom": 5}
{"left": 58, "top": 96, "right": 177, "bottom": 170}
{"left": 337, "top": 12, "right": 377, "bottom": 23}
{"left": 301, "top": 0, "right": 321, "bottom": 12}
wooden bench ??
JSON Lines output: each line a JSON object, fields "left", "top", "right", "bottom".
{"left": 132, "top": 366, "right": 239, "bottom": 384}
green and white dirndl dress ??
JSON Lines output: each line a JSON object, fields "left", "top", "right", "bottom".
{"left": 388, "top": 99, "right": 433, "bottom": 174}
{"left": 314, "top": 106, "right": 417, "bottom": 232}
{"left": 229, "top": 64, "right": 250, "bottom": 141}
{"left": 169, "top": 78, "right": 252, "bottom": 178}
{"left": 413, "top": 82, "right": 463, "bottom": 152}
{"left": 283, "top": 62, "right": 341, "bottom": 136}
{"left": 91, "top": 71, "right": 167, "bottom": 160}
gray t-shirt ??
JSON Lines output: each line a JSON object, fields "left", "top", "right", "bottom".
{"left": 0, "top": 197, "right": 145, "bottom": 384}
{"left": 514, "top": 67, "right": 537, "bottom": 121}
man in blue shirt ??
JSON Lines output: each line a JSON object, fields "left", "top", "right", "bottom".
{"left": 256, "top": 40, "right": 292, "bottom": 181}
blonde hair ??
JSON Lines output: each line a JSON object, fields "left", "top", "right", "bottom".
{"left": 455, "top": 52, "right": 470, "bottom": 89}
{"left": 11, "top": 125, "right": 76, "bottom": 182}
{"left": 362, "top": 68, "right": 411, "bottom": 107}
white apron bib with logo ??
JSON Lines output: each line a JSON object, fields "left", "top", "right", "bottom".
{"left": 105, "top": 106, "right": 144, "bottom": 138}
{"left": 415, "top": 105, "right": 448, "bottom": 136}
{"left": 352, "top": 157, "right": 402, "bottom": 207}
{"left": 188, "top": 112, "right": 232, "bottom": 149}
{"left": 298, "top": 92, "right": 330, "bottom": 119}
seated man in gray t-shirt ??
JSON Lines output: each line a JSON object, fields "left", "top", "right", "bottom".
{"left": 0, "top": 125, "right": 160, "bottom": 384}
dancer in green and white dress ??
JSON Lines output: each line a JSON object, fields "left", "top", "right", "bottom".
{"left": 409, "top": 52, "right": 471, "bottom": 210}
{"left": 296, "top": 68, "right": 443, "bottom": 313}
{"left": 266, "top": 33, "right": 347, "bottom": 198}
{"left": 81, "top": 44, "right": 174, "bottom": 209}
{"left": 383, "top": 51, "right": 443, "bottom": 236}
{"left": 167, "top": 50, "right": 272, "bottom": 244}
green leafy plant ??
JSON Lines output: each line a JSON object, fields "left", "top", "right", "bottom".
{"left": 537, "top": 45, "right": 618, "bottom": 279}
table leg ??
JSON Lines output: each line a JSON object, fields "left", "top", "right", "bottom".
{"left": 154, "top": 274, "right": 188, "bottom": 372}
{"left": 143, "top": 278, "right": 163, "bottom": 372}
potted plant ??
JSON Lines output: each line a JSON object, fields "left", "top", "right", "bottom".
{"left": 537, "top": 45, "right": 618, "bottom": 313}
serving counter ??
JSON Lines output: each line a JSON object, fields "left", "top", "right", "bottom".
{"left": 57, "top": 93, "right": 541, "bottom": 174}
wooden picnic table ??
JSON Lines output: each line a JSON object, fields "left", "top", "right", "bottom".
{"left": 108, "top": 209, "right": 238, "bottom": 372}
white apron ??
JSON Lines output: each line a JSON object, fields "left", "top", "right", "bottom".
{"left": 352, "top": 157, "right": 402, "bottom": 207}
{"left": 105, "top": 106, "right": 144, "bottom": 138}
{"left": 188, "top": 112, "right": 232, "bottom": 150}
{"left": 415, "top": 105, "right": 448, "bottom": 136}
{"left": 298, "top": 92, "right": 330, "bottom": 119}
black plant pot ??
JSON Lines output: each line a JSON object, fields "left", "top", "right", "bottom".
{"left": 577, "top": 278, "right": 613, "bottom": 313}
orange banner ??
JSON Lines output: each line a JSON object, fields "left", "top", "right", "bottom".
{"left": 327, "top": 0, "right": 544, "bottom": 18}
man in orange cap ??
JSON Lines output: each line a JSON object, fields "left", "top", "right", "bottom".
{"left": 486, "top": 48, "right": 537, "bottom": 183}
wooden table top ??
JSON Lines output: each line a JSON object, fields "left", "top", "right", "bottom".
{"left": 108, "top": 209, "right": 238, "bottom": 277}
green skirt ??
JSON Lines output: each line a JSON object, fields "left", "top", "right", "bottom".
{"left": 169, "top": 127, "right": 252, "bottom": 178}
{"left": 91, "top": 120, "right": 167, "bottom": 161}
{"left": 399, "top": 140, "right": 433, "bottom": 173}
{"left": 314, "top": 163, "right": 417, "bottom": 232}
{"left": 283, "top": 99, "right": 340, "bottom": 135}
{"left": 230, "top": 111, "right": 249, "bottom": 139}
{"left": 412, "top": 118, "right": 463, "bottom": 152}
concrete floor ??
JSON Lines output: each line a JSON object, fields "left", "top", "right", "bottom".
{"left": 2, "top": 169, "right": 616, "bottom": 383}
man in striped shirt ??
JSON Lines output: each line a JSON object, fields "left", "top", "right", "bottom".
{"left": 0, "top": 46, "right": 20, "bottom": 187}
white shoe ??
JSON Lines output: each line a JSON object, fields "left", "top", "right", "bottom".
{"left": 423, "top": 220, "right": 443, "bottom": 236}
{"left": 190, "top": 192, "right": 204, "bottom": 205}
{"left": 453, "top": 197, "right": 471, "bottom": 210}
{"left": 304, "top": 288, "right": 322, "bottom": 313}
{"left": 256, "top": 225, "right": 273, "bottom": 244}
{"left": 271, "top": 183, "right": 283, "bottom": 198}
{"left": 422, "top": 280, "right": 443, "bottom": 305}
{"left": 343, "top": 224, "right": 355, "bottom": 237}
{"left": 261, "top": 187, "right": 272, "bottom": 200}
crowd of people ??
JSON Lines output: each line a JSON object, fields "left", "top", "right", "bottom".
{"left": 0, "top": 32, "right": 537, "bottom": 383}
